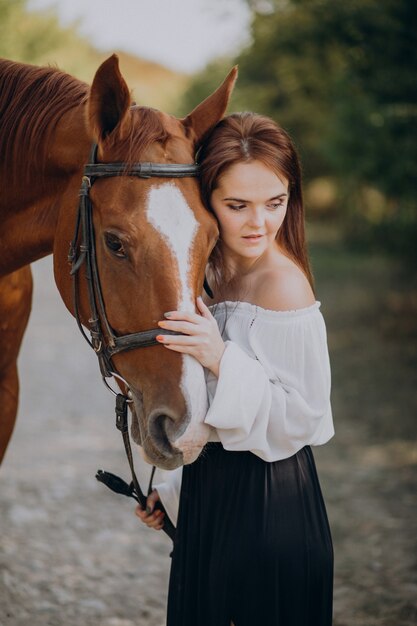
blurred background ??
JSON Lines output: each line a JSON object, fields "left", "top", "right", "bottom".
{"left": 0, "top": 1, "right": 416, "bottom": 625}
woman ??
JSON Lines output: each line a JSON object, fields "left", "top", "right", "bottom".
{"left": 136, "top": 112, "right": 334, "bottom": 626}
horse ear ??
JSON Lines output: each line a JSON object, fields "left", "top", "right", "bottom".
{"left": 87, "top": 54, "right": 131, "bottom": 142}
{"left": 182, "top": 66, "right": 238, "bottom": 149}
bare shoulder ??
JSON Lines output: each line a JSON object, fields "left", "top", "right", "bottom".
{"left": 253, "top": 263, "right": 316, "bottom": 312}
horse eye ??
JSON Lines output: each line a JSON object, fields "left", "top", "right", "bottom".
{"left": 104, "top": 232, "right": 126, "bottom": 258}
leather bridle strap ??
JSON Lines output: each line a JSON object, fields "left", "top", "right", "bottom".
{"left": 84, "top": 162, "right": 200, "bottom": 179}
{"left": 69, "top": 151, "right": 200, "bottom": 374}
{"left": 96, "top": 395, "right": 176, "bottom": 542}
{"left": 68, "top": 146, "right": 202, "bottom": 544}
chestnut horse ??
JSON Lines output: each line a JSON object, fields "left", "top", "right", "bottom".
{"left": 0, "top": 54, "right": 237, "bottom": 470}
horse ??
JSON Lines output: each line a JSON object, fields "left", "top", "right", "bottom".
{"left": 0, "top": 54, "right": 237, "bottom": 471}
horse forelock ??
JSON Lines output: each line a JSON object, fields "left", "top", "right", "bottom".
{"left": 100, "top": 106, "right": 172, "bottom": 166}
{"left": 0, "top": 59, "right": 88, "bottom": 185}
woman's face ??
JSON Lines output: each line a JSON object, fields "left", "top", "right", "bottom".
{"left": 209, "top": 160, "right": 289, "bottom": 266}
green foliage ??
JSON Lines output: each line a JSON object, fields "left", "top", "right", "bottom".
{"left": 0, "top": 1, "right": 188, "bottom": 112}
{"left": 0, "top": 0, "right": 65, "bottom": 63}
{"left": 0, "top": 0, "right": 110, "bottom": 82}
{"left": 181, "top": 0, "right": 417, "bottom": 262}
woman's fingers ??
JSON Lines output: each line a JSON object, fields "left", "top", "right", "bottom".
{"left": 135, "top": 504, "right": 165, "bottom": 530}
{"left": 156, "top": 333, "right": 199, "bottom": 346}
{"left": 158, "top": 319, "right": 201, "bottom": 335}
{"left": 163, "top": 309, "right": 201, "bottom": 323}
{"left": 157, "top": 298, "right": 222, "bottom": 371}
{"left": 134, "top": 489, "right": 165, "bottom": 531}
{"left": 158, "top": 300, "right": 214, "bottom": 336}
{"left": 196, "top": 296, "right": 214, "bottom": 319}
{"left": 162, "top": 343, "right": 197, "bottom": 358}
{"left": 162, "top": 299, "right": 214, "bottom": 324}
{"left": 146, "top": 489, "right": 161, "bottom": 514}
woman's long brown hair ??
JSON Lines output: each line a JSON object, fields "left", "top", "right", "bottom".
{"left": 197, "top": 111, "right": 315, "bottom": 298}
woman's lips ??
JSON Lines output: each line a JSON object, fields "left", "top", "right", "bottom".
{"left": 242, "top": 234, "right": 264, "bottom": 243}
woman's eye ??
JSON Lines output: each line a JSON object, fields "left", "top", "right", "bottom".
{"left": 268, "top": 202, "right": 284, "bottom": 210}
{"left": 104, "top": 233, "right": 126, "bottom": 258}
{"left": 227, "top": 204, "right": 245, "bottom": 211}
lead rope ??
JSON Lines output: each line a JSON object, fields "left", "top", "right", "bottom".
{"left": 95, "top": 393, "right": 176, "bottom": 542}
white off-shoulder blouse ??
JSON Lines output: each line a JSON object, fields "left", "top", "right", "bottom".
{"left": 154, "top": 299, "right": 334, "bottom": 526}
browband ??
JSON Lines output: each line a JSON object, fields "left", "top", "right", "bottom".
{"left": 84, "top": 162, "right": 199, "bottom": 179}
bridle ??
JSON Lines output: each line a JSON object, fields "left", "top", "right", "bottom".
{"left": 69, "top": 144, "right": 200, "bottom": 379}
{"left": 68, "top": 144, "right": 202, "bottom": 542}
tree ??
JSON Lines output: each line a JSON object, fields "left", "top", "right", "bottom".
{"left": 180, "top": 0, "right": 417, "bottom": 260}
{"left": 0, "top": 0, "right": 65, "bottom": 62}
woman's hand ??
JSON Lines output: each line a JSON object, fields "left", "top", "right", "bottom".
{"left": 135, "top": 489, "right": 165, "bottom": 531}
{"left": 156, "top": 296, "right": 225, "bottom": 377}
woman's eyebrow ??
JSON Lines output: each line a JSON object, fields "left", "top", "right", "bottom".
{"left": 223, "top": 193, "right": 288, "bottom": 202}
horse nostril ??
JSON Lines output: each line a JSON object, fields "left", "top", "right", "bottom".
{"left": 149, "top": 412, "right": 184, "bottom": 457}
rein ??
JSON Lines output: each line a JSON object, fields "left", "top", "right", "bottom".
{"left": 68, "top": 144, "right": 201, "bottom": 543}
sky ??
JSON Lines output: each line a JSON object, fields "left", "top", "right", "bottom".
{"left": 28, "top": 0, "right": 252, "bottom": 74}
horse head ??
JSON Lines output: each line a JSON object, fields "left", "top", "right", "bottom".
{"left": 54, "top": 55, "right": 236, "bottom": 470}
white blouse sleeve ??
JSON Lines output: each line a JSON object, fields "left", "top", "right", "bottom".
{"left": 204, "top": 305, "right": 334, "bottom": 462}
{"left": 152, "top": 466, "right": 183, "bottom": 527}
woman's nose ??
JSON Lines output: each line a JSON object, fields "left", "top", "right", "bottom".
{"left": 247, "top": 207, "right": 265, "bottom": 228}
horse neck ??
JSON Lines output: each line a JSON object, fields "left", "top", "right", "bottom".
{"left": 0, "top": 104, "right": 90, "bottom": 277}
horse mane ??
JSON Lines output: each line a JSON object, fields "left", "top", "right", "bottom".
{"left": 0, "top": 59, "right": 172, "bottom": 183}
{"left": 0, "top": 58, "right": 89, "bottom": 183}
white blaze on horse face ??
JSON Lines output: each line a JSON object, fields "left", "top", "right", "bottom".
{"left": 175, "top": 353, "right": 210, "bottom": 464}
{"left": 146, "top": 184, "right": 209, "bottom": 462}
{"left": 146, "top": 183, "right": 197, "bottom": 311}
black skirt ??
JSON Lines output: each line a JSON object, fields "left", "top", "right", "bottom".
{"left": 167, "top": 442, "right": 333, "bottom": 626}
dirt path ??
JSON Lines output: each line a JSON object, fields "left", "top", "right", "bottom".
{"left": 0, "top": 233, "right": 416, "bottom": 626}
{"left": 311, "top": 228, "right": 417, "bottom": 625}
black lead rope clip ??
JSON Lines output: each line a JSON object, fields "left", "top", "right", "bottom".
{"left": 95, "top": 470, "right": 137, "bottom": 501}
{"left": 95, "top": 394, "right": 138, "bottom": 499}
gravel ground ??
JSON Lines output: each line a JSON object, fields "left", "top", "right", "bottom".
{"left": 0, "top": 241, "right": 416, "bottom": 626}
{"left": 0, "top": 257, "right": 172, "bottom": 626}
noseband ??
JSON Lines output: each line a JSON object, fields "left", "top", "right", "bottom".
{"left": 68, "top": 144, "right": 201, "bottom": 542}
